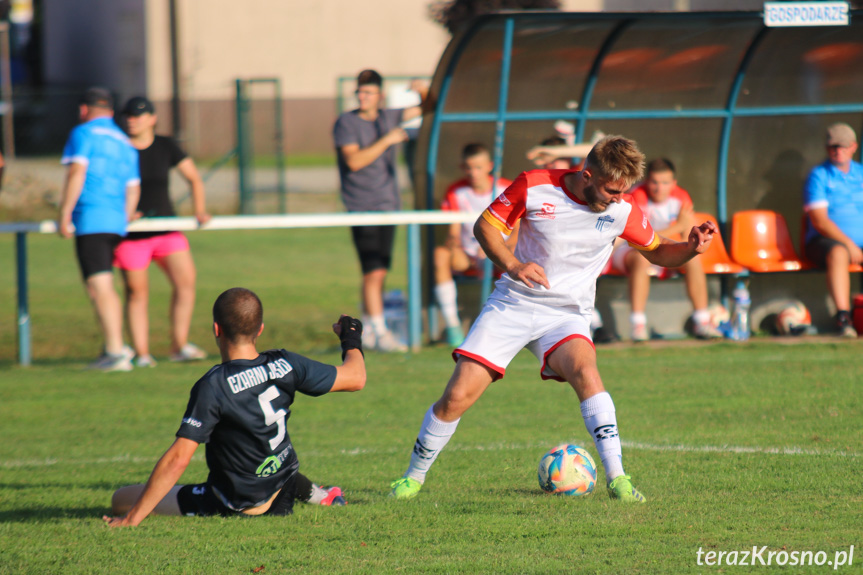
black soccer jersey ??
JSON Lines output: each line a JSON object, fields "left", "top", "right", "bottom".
{"left": 127, "top": 135, "right": 187, "bottom": 239}
{"left": 176, "top": 349, "right": 336, "bottom": 510}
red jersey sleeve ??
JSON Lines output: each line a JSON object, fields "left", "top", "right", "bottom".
{"left": 672, "top": 186, "right": 694, "bottom": 213}
{"left": 481, "top": 172, "right": 527, "bottom": 236}
{"left": 440, "top": 180, "right": 463, "bottom": 211}
{"left": 629, "top": 185, "right": 649, "bottom": 211}
{"left": 621, "top": 196, "right": 661, "bottom": 251}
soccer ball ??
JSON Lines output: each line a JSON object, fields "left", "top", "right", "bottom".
{"left": 537, "top": 443, "right": 597, "bottom": 496}
{"left": 776, "top": 301, "right": 811, "bottom": 336}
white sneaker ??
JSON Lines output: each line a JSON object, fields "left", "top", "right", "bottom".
{"left": 362, "top": 329, "right": 377, "bottom": 350}
{"left": 631, "top": 322, "right": 649, "bottom": 342}
{"left": 134, "top": 354, "right": 158, "bottom": 368}
{"left": 693, "top": 321, "right": 723, "bottom": 340}
{"left": 374, "top": 330, "right": 407, "bottom": 353}
{"left": 170, "top": 343, "right": 208, "bottom": 362}
{"left": 88, "top": 352, "right": 133, "bottom": 372}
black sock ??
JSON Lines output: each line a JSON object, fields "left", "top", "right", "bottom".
{"left": 292, "top": 472, "right": 314, "bottom": 503}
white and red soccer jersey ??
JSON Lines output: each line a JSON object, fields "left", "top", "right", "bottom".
{"left": 482, "top": 169, "right": 660, "bottom": 312}
{"left": 629, "top": 183, "right": 693, "bottom": 238}
{"left": 442, "top": 176, "right": 512, "bottom": 258}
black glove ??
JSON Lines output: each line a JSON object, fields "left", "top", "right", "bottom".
{"left": 338, "top": 315, "right": 363, "bottom": 360}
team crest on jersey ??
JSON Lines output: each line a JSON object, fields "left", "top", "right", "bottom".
{"left": 537, "top": 203, "right": 556, "bottom": 219}
{"left": 596, "top": 214, "right": 615, "bottom": 231}
{"left": 256, "top": 455, "right": 282, "bottom": 478}
{"left": 498, "top": 192, "right": 511, "bottom": 206}
{"left": 642, "top": 214, "right": 648, "bottom": 229}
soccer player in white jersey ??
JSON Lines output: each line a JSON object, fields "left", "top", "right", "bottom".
{"left": 434, "top": 143, "right": 512, "bottom": 346}
{"left": 391, "top": 136, "right": 717, "bottom": 502}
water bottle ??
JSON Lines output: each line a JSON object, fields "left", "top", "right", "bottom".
{"left": 731, "top": 280, "right": 751, "bottom": 341}
{"left": 383, "top": 290, "right": 408, "bottom": 344}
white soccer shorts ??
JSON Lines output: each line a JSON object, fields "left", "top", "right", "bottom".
{"left": 453, "top": 286, "right": 594, "bottom": 382}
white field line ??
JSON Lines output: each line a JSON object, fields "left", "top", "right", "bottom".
{"left": 2, "top": 440, "right": 859, "bottom": 470}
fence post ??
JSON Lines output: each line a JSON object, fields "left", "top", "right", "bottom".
{"left": 236, "top": 79, "right": 251, "bottom": 214}
{"left": 408, "top": 222, "right": 422, "bottom": 351}
{"left": 16, "top": 232, "right": 30, "bottom": 366}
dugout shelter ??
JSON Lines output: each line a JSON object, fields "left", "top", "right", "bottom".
{"left": 414, "top": 9, "right": 863, "bottom": 335}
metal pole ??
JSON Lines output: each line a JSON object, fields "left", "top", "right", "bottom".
{"left": 483, "top": 17, "right": 515, "bottom": 302}
{"left": 235, "top": 79, "right": 249, "bottom": 214}
{"left": 0, "top": 22, "right": 14, "bottom": 158}
{"left": 273, "top": 78, "right": 287, "bottom": 214}
{"left": 169, "top": 0, "right": 182, "bottom": 140}
{"left": 407, "top": 222, "right": 422, "bottom": 351}
{"left": 16, "top": 232, "right": 30, "bottom": 366}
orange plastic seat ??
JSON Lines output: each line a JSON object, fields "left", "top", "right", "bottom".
{"left": 730, "top": 210, "right": 811, "bottom": 272}
{"left": 693, "top": 212, "right": 746, "bottom": 274}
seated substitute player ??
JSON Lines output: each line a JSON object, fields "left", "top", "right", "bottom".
{"left": 103, "top": 288, "right": 366, "bottom": 526}
{"left": 390, "top": 136, "right": 717, "bottom": 502}
{"left": 611, "top": 158, "right": 722, "bottom": 341}
{"left": 434, "top": 143, "right": 512, "bottom": 347}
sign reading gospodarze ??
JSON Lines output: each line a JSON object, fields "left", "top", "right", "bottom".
{"left": 764, "top": 2, "right": 850, "bottom": 27}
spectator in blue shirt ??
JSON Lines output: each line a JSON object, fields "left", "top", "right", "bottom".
{"left": 58, "top": 87, "right": 141, "bottom": 370}
{"left": 803, "top": 122, "right": 863, "bottom": 338}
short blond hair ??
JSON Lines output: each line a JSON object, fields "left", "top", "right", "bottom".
{"left": 585, "top": 135, "right": 645, "bottom": 188}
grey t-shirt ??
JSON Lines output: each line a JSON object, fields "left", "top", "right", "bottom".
{"left": 333, "top": 108, "right": 404, "bottom": 212}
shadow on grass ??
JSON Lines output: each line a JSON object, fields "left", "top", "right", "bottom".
{"left": 0, "top": 481, "right": 119, "bottom": 491}
{"left": 0, "top": 506, "right": 108, "bottom": 522}
{"left": 0, "top": 357, "right": 89, "bottom": 370}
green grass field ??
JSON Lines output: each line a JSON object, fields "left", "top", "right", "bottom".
{"left": 1, "top": 229, "right": 862, "bottom": 574}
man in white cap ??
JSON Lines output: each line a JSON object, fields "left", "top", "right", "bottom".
{"left": 803, "top": 122, "right": 863, "bottom": 337}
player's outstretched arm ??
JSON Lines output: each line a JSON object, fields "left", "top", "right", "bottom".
{"left": 642, "top": 221, "right": 716, "bottom": 269}
{"left": 102, "top": 437, "right": 198, "bottom": 528}
{"left": 330, "top": 315, "right": 366, "bottom": 392}
{"left": 474, "top": 216, "right": 549, "bottom": 289}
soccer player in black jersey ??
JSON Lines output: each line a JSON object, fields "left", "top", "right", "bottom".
{"left": 103, "top": 288, "right": 366, "bottom": 527}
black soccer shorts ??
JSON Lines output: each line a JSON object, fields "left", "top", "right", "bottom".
{"left": 176, "top": 473, "right": 303, "bottom": 517}
{"left": 74, "top": 233, "right": 122, "bottom": 279}
{"left": 350, "top": 225, "right": 396, "bottom": 274}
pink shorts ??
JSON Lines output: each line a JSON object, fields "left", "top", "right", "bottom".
{"left": 114, "top": 232, "right": 190, "bottom": 271}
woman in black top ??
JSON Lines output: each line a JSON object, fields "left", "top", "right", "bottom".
{"left": 115, "top": 96, "right": 211, "bottom": 366}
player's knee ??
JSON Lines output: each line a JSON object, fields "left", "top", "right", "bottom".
{"left": 826, "top": 244, "right": 851, "bottom": 266}
{"left": 127, "top": 283, "right": 148, "bottom": 300}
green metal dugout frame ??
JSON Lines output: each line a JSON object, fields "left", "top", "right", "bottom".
{"left": 414, "top": 9, "right": 863, "bottom": 313}
{"left": 236, "top": 78, "right": 287, "bottom": 214}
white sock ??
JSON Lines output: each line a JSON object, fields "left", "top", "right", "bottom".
{"left": 404, "top": 405, "right": 460, "bottom": 483}
{"left": 692, "top": 309, "right": 710, "bottom": 325}
{"left": 307, "top": 483, "right": 328, "bottom": 504}
{"left": 581, "top": 391, "right": 625, "bottom": 482}
{"left": 589, "top": 310, "right": 604, "bottom": 330}
{"left": 369, "top": 314, "right": 387, "bottom": 336}
{"left": 630, "top": 311, "right": 647, "bottom": 326}
{"left": 435, "top": 281, "right": 460, "bottom": 328}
